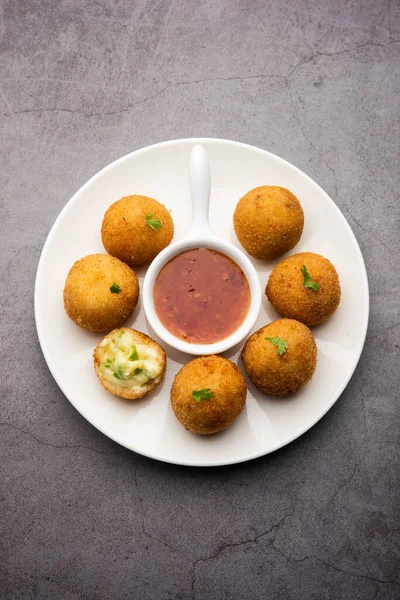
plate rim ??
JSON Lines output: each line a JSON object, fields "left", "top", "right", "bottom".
{"left": 34, "top": 137, "right": 370, "bottom": 467}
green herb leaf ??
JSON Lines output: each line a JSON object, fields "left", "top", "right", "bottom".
{"left": 192, "top": 388, "right": 215, "bottom": 403}
{"left": 301, "top": 265, "right": 320, "bottom": 291}
{"left": 145, "top": 213, "right": 163, "bottom": 230}
{"left": 134, "top": 368, "right": 142, "bottom": 376}
{"left": 110, "top": 282, "right": 121, "bottom": 294}
{"left": 118, "top": 330, "right": 125, "bottom": 338}
{"left": 113, "top": 366, "right": 124, "bottom": 380}
{"left": 129, "top": 346, "right": 139, "bottom": 361}
{"left": 265, "top": 336, "right": 289, "bottom": 356}
{"left": 104, "top": 358, "right": 114, "bottom": 368}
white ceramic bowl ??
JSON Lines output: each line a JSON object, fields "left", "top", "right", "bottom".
{"left": 143, "top": 145, "right": 262, "bottom": 355}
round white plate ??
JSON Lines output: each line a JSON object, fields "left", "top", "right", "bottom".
{"left": 35, "top": 138, "right": 369, "bottom": 467}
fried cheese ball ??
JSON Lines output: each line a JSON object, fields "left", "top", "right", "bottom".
{"left": 63, "top": 254, "right": 139, "bottom": 332}
{"left": 266, "top": 252, "right": 341, "bottom": 326}
{"left": 241, "top": 319, "right": 317, "bottom": 396}
{"left": 101, "top": 195, "right": 174, "bottom": 267}
{"left": 170, "top": 355, "right": 247, "bottom": 435}
{"left": 233, "top": 186, "right": 304, "bottom": 260}
{"left": 93, "top": 328, "right": 166, "bottom": 400}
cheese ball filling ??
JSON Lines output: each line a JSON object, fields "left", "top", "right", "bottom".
{"left": 97, "top": 330, "right": 163, "bottom": 388}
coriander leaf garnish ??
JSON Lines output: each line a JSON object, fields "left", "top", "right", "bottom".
{"left": 265, "top": 336, "right": 289, "bottom": 356}
{"left": 146, "top": 213, "right": 163, "bottom": 230}
{"left": 301, "top": 265, "right": 320, "bottom": 291}
{"left": 113, "top": 366, "right": 124, "bottom": 380}
{"left": 110, "top": 282, "right": 121, "bottom": 294}
{"left": 129, "top": 346, "right": 139, "bottom": 361}
{"left": 192, "top": 388, "right": 214, "bottom": 403}
{"left": 118, "top": 330, "right": 125, "bottom": 338}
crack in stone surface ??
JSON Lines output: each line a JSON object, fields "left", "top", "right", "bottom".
{"left": 0, "top": 86, "right": 12, "bottom": 114}
{"left": 287, "top": 38, "right": 400, "bottom": 77}
{"left": 68, "top": 13, "right": 131, "bottom": 29}
{"left": 174, "top": 73, "right": 283, "bottom": 86}
{"left": 20, "top": 572, "right": 95, "bottom": 600}
{"left": 388, "top": 0, "right": 393, "bottom": 37}
{"left": 358, "top": 384, "right": 369, "bottom": 436}
{"left": 3, "top": 38, "right": 399, "bottom": 120}
{"left": 191, "top": 513, "right": 291, "bottom": 599}
{"left": 284, "top": 78, "right": 339, "bottom": 197}
{"left": 325, "top": 448, "right": 367, "bottom": 507}
{"left": 1, "top": 75, "right": 283, "bottom": 118}
{"left": 132, "top": 462, "right": 185, "bottom": 556}
{"left": 383, "top": 321, "right": 400, "bottom": 333}
{"left": 271, "top": 545, "right": 400, "bottom": 586}
{"left": 0, "top": 421, "right": 117, "bottom": 456}
{"left": 132, "top": 470, "right": 295, "bottom": 597}
{"left": 346, "top": 209, "right": 389, "bottom": 251}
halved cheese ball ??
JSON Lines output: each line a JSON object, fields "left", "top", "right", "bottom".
{"left": 93, "top": 328, "right": 166, "bottom": 400}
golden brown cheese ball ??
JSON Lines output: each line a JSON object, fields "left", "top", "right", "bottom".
{"left": 101, "top": 195, "right": 174, "bottom": 266}
{"left": 266, "top": 252, "right": 341, "bottom": 326}
{"left": 63, "top": 254, "right": 139, "bottom": 332}
{"left": 94, "top": 328, "right": 166, "bottom": 400}
{"left": 241, "top": 319, "right": 317, "bottom": 396}
{"left": 170, "top": 355, "right": 247, "bottom": 435}
{"left": 233, "top": 186, "right": 304, "bottom": 260}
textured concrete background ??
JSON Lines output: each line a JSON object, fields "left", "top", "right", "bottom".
{"left": 1, "top": 0, "right": 399, "bottom": 598}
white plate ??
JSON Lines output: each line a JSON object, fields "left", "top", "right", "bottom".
{"left": 35, "top": 138, "right": 369, "bottom": 467}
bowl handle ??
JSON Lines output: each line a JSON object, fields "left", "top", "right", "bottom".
{"left": 188, "top": 145, "right": 212, "bottom": 238}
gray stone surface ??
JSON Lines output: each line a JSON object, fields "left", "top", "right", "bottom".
{"left": 1, "top": 0, "right": 399, "bottom": 598}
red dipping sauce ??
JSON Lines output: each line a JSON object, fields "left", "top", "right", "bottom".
{"left": 153, "top": 248, "right": 250, "bottom": 344}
